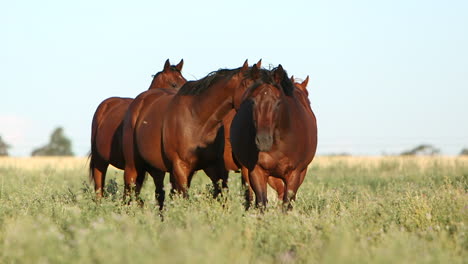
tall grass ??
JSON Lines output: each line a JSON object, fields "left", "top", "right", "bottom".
{"left": 0, "top": 157, "right": 466, "bottom": 263}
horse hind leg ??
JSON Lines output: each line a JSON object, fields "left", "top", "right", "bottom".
{"left": 203, "top": 165, "right": 229, "bottom": 198}
{"left": 123, "top": 162, "right": 145, "bottom": 205}
{"left": 149, "top": 169, "right": 166, "bottom": 210}
{"left": 90, "top": 155, "right": 109, "bottom": 199}
{"left": 134, "top": 170, "right": 147, "bottom": 207}
{"left": 268, "top": 177, "right": 285, "bottom": 201}
{"left": 170, "top": 159, "right": 192, "bottom": 198}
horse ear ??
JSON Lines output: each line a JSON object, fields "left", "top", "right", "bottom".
{"left": 241, "top": 59, "right": 249, "bottom": 71}
{"left": 175, "top": 59, "right": 184, "bottom": 71}
{"left": 251, "top": 64, "right": 260, "bottom": 80}
{"left": 290, "top": 75, "right": 295, "bottom": 83}
{"left": 256, "top": 59, "right": 262, "bottom": 68}
{"left": 273, "top": 64, "right": 285, "bottom": 84}
{"left": 164, "top": 59, "right": 171, "bottom": 71}
{"left": 302, "top": 75, "right": 309, "bottom": 88}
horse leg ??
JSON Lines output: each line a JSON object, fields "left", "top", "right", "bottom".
{"left": 268, "top": 177, "right": 285, "bottom": 201}
{"left": 91, "top": 156, "right": 108, "bottom": 199}
{"left": 299, "top": 166, "right": 308, "bottom": 186}
{"left": 241, "top": 166, "right": 253, "bottom": 210}
{"left": 134, "top": 170, "right": 147, "bottom": 207}
{"left": 149, "top": 169, "right": 166, "bottom": 210}
{"left": 123, "top": 162, "right": 144, "bottom": 204}
{"left": 203, "top": 165, "right": 229, "bottom": 198}
{"left": 283, "top": 170, "right": 303, "bottom": 211}
{"left": 170, "top": 159, "right": 192, "bottom": 198}
{"left": 249, "top": 165, "right": 269, "bottom": 210}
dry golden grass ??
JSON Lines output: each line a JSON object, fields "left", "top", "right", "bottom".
{"left": 314, "top": 155, "right": 468, "bottom": 169}
{"left": 1, "top": 155, "right": 466, "bottom": 171}
{"left": 0, "top": 156, "right": 88, "bottom": 170}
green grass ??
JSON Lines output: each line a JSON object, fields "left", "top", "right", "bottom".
{"left": 0, "top": 157, "right": 467, "bottom": 263}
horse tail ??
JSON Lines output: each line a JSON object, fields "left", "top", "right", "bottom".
{"left": 89, "top": 111, "right": 99, "bottom": 182}
{"left": 89, "top": 102, "right": 107, "bottom": 182}
{"left": 88, "top": 151, "right": 94, "bottom": 182}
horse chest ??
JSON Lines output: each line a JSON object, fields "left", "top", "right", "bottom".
{"left": 258, "top": 152, "right": 291, "bottom": 174}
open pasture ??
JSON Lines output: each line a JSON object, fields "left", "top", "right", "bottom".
{"left": 0, "top": 156, "right": 466, "bottom": 263}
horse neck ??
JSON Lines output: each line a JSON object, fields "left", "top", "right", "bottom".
{"left": 275, "top": 96, "right": 293, "bottom": 134}
{"left": 191, "top": 78, "right": 239, "bottom": 131}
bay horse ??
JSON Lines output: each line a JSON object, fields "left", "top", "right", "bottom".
{"left": 122, "top": 60, "right": 269, "bottom": 209}
{"left": 221, "top": 75, "right": 312, "bottom": 205}
{"left": 265, "top": 75, "right": 312, "bottom": 200}
{"left": 89, "top": 59, "right": 186, "bottom": 198}
{"left": 230, "top": 66, "right": 317, "bottom": 209}
{"left": 220, "top": 76, "right": 313, "bottom": 206}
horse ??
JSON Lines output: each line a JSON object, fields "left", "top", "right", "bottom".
{"left": 220, "top": 76, "right": 313, "bottom": 206}
{"left": 265, "top": 75, "right": 313, "bottom": 200}
{"left": 221, "top": 75, "right": 312, "bottom": 205}
{"left": 230, "top": 66, "right": 317, "bottom": 210}
{"left": 121, "top": 60, "right": 269, "bottom": 209}
{"left": 89, "top": 59, "right": 186, "bottom": 198}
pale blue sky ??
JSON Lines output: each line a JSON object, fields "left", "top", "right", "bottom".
{"left": 1, "top": 0, "right": 467, "bottom": 156}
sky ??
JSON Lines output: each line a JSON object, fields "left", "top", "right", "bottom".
{"left": 1, "top": 0, "right": 467, "bottom": 156}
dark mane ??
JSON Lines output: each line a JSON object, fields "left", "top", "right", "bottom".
{"left": 275, "top": 67, "right": 295, "bottom": 96}
{"left": 177, "top": 68, "right": 241, "bottom": 95}
{"left": 244, "top": 68, "right": 273, "bottom": 84}
{"left": 246, "top": 67, "right": 295, "bottom": 96}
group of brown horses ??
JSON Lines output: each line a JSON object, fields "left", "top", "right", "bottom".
{"left": 90, "top": 59, "right": 317, "bottom": 210}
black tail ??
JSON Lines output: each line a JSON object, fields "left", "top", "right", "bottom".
{"left": 88, "top": 150, "right": 94, "bottom": 182}
{"left": 89, "top": 106, "right": 101, "bottom": 183}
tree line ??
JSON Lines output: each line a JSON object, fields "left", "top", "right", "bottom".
{"left": 0, "top": 130, "right": 468, "bottom": 157}
{"left": 0, "top": 127, "right": 73, "bottom": 156}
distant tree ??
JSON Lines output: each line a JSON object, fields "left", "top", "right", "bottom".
{"left": 0, "top": 135, "right": 11, "bottom": 156}
{"left": 31, "top": 127, "right": 74, "bottom": 156}
{"left": 400, "top": 144, "right": 440, "bottom": 156}
{"left": 460, "top": 148, "right": 468, "bottom": 156}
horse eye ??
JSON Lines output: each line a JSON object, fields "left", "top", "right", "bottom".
{"left": 171, "top": 83, "right": 177, "bottom": 88}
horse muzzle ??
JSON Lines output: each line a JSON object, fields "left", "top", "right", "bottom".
{"left": 255, "top": 132, "right": 273, "bottom": 152}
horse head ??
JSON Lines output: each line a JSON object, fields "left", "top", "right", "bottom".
{"left": 242, "top": 65, "right": 289, "bottom": 152}
{"left": 231, "top": 59, "right": 269, "bottom": 109}
{"left": 149, "top": 59, "right": 187, "bottom": 90}
{"left": 291, "top": 75, "right": 309, "bottom": 96}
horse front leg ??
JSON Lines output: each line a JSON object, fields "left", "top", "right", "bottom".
{"left": 282, "top": 169, "right": 305, "bottom": 211}
{"left": 240, "top": 166, "right": 253, "bottom": 210}
{"left": 249, "top": 165, "right": 269, "bottom": 211}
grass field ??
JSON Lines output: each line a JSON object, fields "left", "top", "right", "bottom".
{"left": 0, "top": 156, "right": 466, "bottom": 263}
